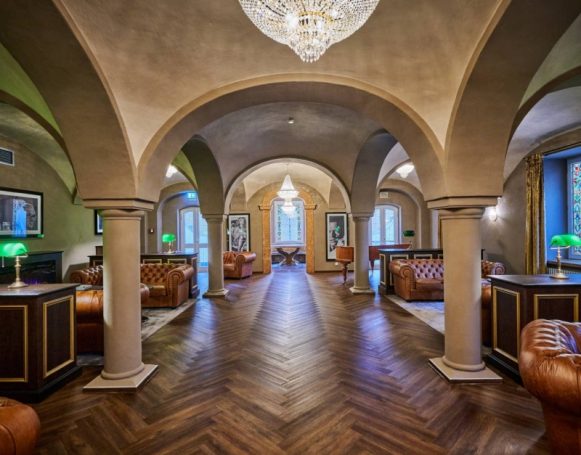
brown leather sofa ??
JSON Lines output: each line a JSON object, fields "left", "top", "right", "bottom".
{"left": 389, "top": 258, "right": 444, "bottom": 301}
{"left": 369, "top": 243, "right": 411, "bottom": 271}
{"left": 520, "top": 319, "right": 581, "bottom": 454}
{"left": 70, "top": 264, "right": 104, "bottom": 286}
{"left": 140, "top": 263, "right": 194, "bottom": 307}
{"left": 224, "top": 251, "right": 256, "bottom": 279}
{"left": 0, "top": 397, "right": 40, "bottom": 455}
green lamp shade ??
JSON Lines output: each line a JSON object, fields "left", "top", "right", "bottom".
{"left": 550, "top": 234, "right": 581, "bottom": 247}
{"left": 162, "top": 233, "right": 176, "bottom": 243}
{"left": 0, "top": 242, "right": 28, "bottom": 257}
{"left": 403, "top": 230, "right": 415, "bottom": 237}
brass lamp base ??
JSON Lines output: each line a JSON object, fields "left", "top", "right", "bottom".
{"left": 551, "top": 272, "right": 569, "bottom": 280}
{"left": 8, "top": 279, "right": 28, "bottom": 288}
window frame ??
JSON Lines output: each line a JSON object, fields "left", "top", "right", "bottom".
{"left": 271, "top": 198, "right": 306, "bottom": 246}
{"left": 369, "top": 204, "right": 401, "bottom": 246}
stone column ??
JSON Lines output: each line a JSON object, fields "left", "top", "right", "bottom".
{"left": 84, "top": 209, "right": 158, "bottom": 390}
{"left": 350, "top": 214, "right": 374, "bottom": 295}
{"left": 428, "top": 207, "right": 500, "bottom": 382}
{"left": 203, "top": 214, "right": 228, "bottom": 297}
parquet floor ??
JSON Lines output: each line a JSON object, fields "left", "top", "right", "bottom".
{"left": 33, "top": 269, "right": 549, "bottom": 454}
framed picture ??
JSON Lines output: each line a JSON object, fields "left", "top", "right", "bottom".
{"left": 0, "top": 187, "right": 43, "bottom": 238}
{"left": 94, "top": 210, "right": 103, "bottom": 235}
{"left": 227, "top": 213, "right": 250, "bottom": 252}
{"left": 326, "top": 212, "right": 348, "bottom": 261}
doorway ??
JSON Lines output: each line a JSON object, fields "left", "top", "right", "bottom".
{"left": 179, "top": 206, "right": 208, "bottom": 270}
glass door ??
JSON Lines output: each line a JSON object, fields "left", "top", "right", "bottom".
{"left": 180, "top": 207, "right": 208, "bottom": 270}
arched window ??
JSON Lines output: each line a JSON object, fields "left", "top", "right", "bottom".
{"left": 271, "top": 198, "right": 305, "bottom": 245}
{"left": 370, "top": 205, "right": 400, "bottom": 245}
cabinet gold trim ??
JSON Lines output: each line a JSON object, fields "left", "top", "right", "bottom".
{"left": 492, "top": 286, "right": 520, "bottom": 363}
{"left": 43, "top": 296, "right": 75, "bottom": 378}
{"left": 533, "top": 293, "right": 579, "bottom": 321}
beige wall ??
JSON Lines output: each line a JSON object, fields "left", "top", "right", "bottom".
{"left": 481, "top": 160, "right": 526, "bottom": 274}
{"left": 229, "top": 181, "right": 352, "bottom": 273}
{"left": 0, "top": 136, "right": 100, "bottom": 279}
{"left": 374, "top": 189, "right": 431, "bottom": 248}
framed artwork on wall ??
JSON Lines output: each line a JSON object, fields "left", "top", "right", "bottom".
{"left": 94, "top": 210, "right": 103, "bottom": 235}
{"left": 0, "top": 187, "right": 43, "bottom": 238}
{"left": 227, "top": 213, "right": 250, "bottom": 252}
{"left": 326, "top": 212, "right": 348, "bottom": 261}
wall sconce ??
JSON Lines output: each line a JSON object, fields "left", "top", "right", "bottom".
{"left": 488, "top": 197, "right": 502, "bottom": 222}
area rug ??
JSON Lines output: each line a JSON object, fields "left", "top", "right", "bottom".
{"left": 386, "top": 294, "right": 445, "bottom": 334}
{"left": 78, "top": 298, "right": 197, "bottom": 366}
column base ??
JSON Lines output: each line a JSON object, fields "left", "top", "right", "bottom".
{"left": 429, "top": 357, "right": 502, "bottom": 383}
{"left": 349, "top": 286, "right": 375, "bottom": 295}
{"left": 83, "top": 364, "right": 158, "bottom": 391}
{"left": 203, "top": 288, "right": 230, "bottom": 298}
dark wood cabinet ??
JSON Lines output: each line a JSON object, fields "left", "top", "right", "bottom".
{"left": 0, "top": 283, "right": 80, "bottom": 402}
{"left": 89, "top": 252, "right": 199, "bottom": 297}
{"left": 488, "top": 275, "right": 581, "bottom": 380}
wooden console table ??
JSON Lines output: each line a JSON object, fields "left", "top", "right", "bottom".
{"left": 488, "top": 274, "right": 581, "bottom": 380}
{"left": 89, "top": 252, "right": 199, "bottom": 297}
{"left": 0, "top": 283, "right": 80, "bottom": 402}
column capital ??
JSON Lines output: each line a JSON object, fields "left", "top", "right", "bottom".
{"left": 258, "top": 204, "right": 271, "bottom": 211}
{"left": 427, "top": 196, "right": 499, "bottom": 210}
{"left": 203, "top": 214, "right": 226, "bottom": 223}
{"left": 438, "top": 207, "right": 485, "bottom": 220}
{"left": 84, "top": 199, "right": 154, "bottom": 211}
{"left": 304, "top": 204, "right": 317, "bottom": 211}
{"left": 100, "top": 208, "right": 145, "bottom": 219}
{"left": 350, "top": 213, "right": 373, "bottom": 221}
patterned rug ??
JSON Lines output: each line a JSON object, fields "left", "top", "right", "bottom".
{"left": 78, "top": 298, "right": 197, "bottom": 366}
{"left": 386, "top": 294, "right": 445, "bottom": 334}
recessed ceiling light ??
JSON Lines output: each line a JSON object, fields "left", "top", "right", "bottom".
{"left": 395, "top": 163, "right": 414, "bottom": 178}
{"left": 288, "top": 117, "right": 295, "bottom": 124}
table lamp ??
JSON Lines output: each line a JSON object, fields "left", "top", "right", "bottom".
{"left": 162, "top": 233, "right": 176, "bottom": 254}
{"left": 0, "top": 242, "right": 29, "bottom": 288}
{"left": 550, "top": 234, "right": 581, "bottom": 279}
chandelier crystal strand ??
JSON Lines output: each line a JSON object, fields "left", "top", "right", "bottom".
{"left": 239, "top": 0, "right": 380, "bottom": 63}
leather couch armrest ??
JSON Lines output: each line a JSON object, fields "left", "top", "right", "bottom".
{"left": 489, "top": 262, "right": 506, "bottom": 275}
{"left": 235, "top": 252, "right": 257, "bottom": 266}
{"left": 70, "top": 270, "right": 88, "bottom": 284}
{"left": 167, "top": 265, "right": 193, "bottom": 286}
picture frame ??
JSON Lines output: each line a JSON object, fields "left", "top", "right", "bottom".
{"left": 227, "top": 213, "right": 250, "bottom": 252}
{"left": 0, "top": 187, "right": 43, "bottom": 238}
{"left": 326, "top": 212, "right": 348, "bottom": 261}
{"left": 94, "top": 210, "right": 103, "bottom": 235}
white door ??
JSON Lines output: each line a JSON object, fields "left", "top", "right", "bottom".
{"left": 180, "top": 207, "right": 208, "bottom": 270}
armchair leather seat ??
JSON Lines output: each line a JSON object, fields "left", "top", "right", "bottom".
{"left": 520, "top": 319, "right": 581, "bottom": 454}
{"left": 0, "top": 397, "right": 40, "bottom": 455}
{"left": 140, "top": 264, "right": 194, "bottom": 307}
{"left": 223, "top": 251, "right": 256, "bottom": 279}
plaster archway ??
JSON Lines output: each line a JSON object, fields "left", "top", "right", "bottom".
{"left": 138, "top": 79, "right": 445, "bottom": 203}
{"left": 225, "top": 157, "right": 351, "bottom": 214}
{"left": 443, "top": 0, "right": 581, "bottom": 205}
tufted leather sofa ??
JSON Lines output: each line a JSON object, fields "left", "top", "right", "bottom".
{"left": 0, "top": 397, "right": 40, "bottom": 455}
{"left": 70, "top": 265, "right": 104, "bottom": 286}
{"left": 390, "top": 259, "right": 445, "bottom": 301}
{"left": 519, "top": 319, "right": 581, "bottom": 454}
{"left": 140, "top": 263, "right": 194, "bottom": 307}
{"left": 223, "top": 251, "right": 256, "bottom": 279}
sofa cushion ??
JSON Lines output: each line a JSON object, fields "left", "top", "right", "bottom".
{"left": 416, "top": 278, "right": 444, "bottom": 291}
{"left": 224, "top": 263, "right": 236, "bottom": 271}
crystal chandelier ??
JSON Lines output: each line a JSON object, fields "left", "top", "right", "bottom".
{"left": 239, "top": 0, "right": 381, "bottom": 63}
{"left": 278, "top": 174, "right": 299, "bottom": 199}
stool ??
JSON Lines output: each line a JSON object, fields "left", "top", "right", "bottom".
{"left": 0, "top": 398, "right": 40, "bottom": 455}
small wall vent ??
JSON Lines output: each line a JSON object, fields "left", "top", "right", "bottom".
{"left": 0, "top": 148, "right": 14, "bottom": 166}
{"left": 379, "top": 190, "right": 389, "bottom": 199}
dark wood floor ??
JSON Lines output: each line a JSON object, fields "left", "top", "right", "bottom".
{"left": 32, "top": 269, "right": 549, "bottom": 454}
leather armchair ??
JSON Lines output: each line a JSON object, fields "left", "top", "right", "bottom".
{"left": 0, "top": 397, "right": 40, "bottom": 455}
{"left": 224, "top": 251, "right": 256, "bottom": 279}
{"left": 140, "top": 263, "right": 194, "bottom": 307}
{"left": 389, "top": 259, "right": 444, "bottom": 301}
{"left": 520, "top": 319, "right": 581, "bottom": 454}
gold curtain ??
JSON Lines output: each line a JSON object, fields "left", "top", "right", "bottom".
{"left": 525, "top": 153, "right": 545, "bottom": 274}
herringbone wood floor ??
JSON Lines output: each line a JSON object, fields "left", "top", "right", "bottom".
{"left": 33, "top": 269, "right": 549, "bottom": 454}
